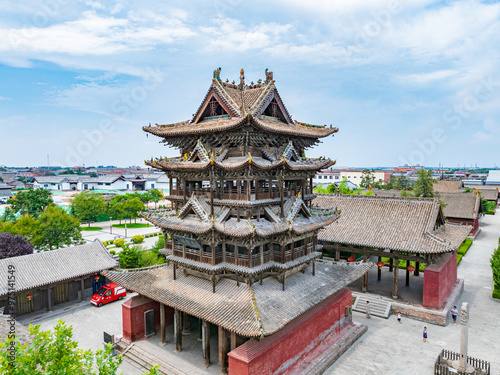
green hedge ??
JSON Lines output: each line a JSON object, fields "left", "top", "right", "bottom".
{"left": 492, "top": 289, "right": 500, "bottom": 300}
{"left": 482, "top": 200, "right": 496, "bottom": 215}
{"left": 380, "top": 258, "right": 426, "bottom": 272}
{"left": 457, "top": 239, "right": 473, "bottom": 256}
{"left": 457, "top": 254, "right": 463, "bottom": 265}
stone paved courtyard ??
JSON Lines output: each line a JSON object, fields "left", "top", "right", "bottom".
{"left": 325, "top": 211, "right": 500, "bottom": 375}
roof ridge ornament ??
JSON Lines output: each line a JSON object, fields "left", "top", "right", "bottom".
{"left": 239, "top": 68, "right": 245, "bottom": 90}
{"left": 213, "top": 67, "right": 222, "bottom": 82}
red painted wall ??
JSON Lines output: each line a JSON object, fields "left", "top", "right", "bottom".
{"left": 122, "top": 295, "right": 174, "bottom": 342}
{"left": 228, "top": 288, "right": 352, "bottom": 375}
{"left": 423, "top": 252, "right": 457, "bottom": 309}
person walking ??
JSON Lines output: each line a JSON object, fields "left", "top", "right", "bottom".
{"left": 366, "top": 301, "right": 371, "bottom": 319}
{"left": 451, "top": 306, "right": 459, "bottom": 326}
{"left": 423, "top": 327, "right": 428, "bottom": 343}
{"left": 397, "top": 311, "right": 401, "bottom": 324}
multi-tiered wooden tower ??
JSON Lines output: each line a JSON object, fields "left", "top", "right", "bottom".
{"left": 142, "top": 68, "right": 339, "bottom": 289}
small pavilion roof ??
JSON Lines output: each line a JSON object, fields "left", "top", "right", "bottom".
{"left": 438, "top": 193, "right": 482, "bottom": 220}
{"left": 103, "top": 261, "right": 371, "bottom": 338}
{"left": 433, "top": 180, "right": 463, "bottom": 194}
{"left": 0, "top": 241, "right": 118, "bottom": 297}
{"left": 476, "top": 187, "right": 499, "bottom": 201}
{"left": 314, "top": 194, "right": 470, "bottom": 254}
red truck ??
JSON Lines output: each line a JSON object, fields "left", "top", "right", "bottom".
{"left": 91, "top": 283, "right": 126, "bottom": 307}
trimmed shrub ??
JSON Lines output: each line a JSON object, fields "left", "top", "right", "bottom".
{"left": 457, "top": 254, "right": 463, "bottom": 265}
{"left": 114, "top": 238, "right": 125, "bottom": 247}
{"left": 109, "top": 250, "right": 116, "bottom": 255}
{"left": 457, "top": 239, "right": 473, "bottom": 255}
{"left": 131, "top": 234, "right": 144, "bottom": 244}
{"left": 139, "top": 250, "right": 165, "bottom": 267}
{"left": 492, "top": 289, "right": 500, "bottom": 300}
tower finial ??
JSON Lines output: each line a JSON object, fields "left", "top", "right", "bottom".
{"left": 240, "top": 68, "right": 245, "bottom": 89}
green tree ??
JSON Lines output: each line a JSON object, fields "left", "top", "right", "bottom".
{"left": 108, "top": 201, "right": 126, "bottom": 224}
{"left": 339, "top": 177, "right": 353, "bottom": 195}
{"left": 491, "top": 242, "right": 500, "bottom": 290}
{"left": 139, "top": 250, "right": 165, "bottom": 267}
{"left": 360, "top": 169, "right": 375, "bottom": 189}
{"left": 393, "top": 175, "right": 411, "bottom": 190}
{"left": 122, "top": 197, "right": 145, "bottom": 223}
{"left": 8, "top": 189, "right": 53, "bottom": 217}
{"left": 0, "top": 215, "right": 39, "bottom": 241}
{"left": 413, "top": 169, "right": 435, "bottom": 198}
{"left": 0, "top": 320, "right": 122, "bottom": 374}
{"left": 118, "top": 244, "right": 141, "bottom": 268}
{"left": 148, "top": 189, "right": 164, "bottom": 209}
{"left": 32, "top": 206, "right": 83, "bottom": 250}
{"left": 71, "top": 192, "right": 106, "bottom": 227}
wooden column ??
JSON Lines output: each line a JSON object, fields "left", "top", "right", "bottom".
{"left": 222, "top": 243, "right": 226, "bottom": 263}
{"left": 313, "top": 236, "right": 317, "bottom": 253}
{"left": 309, "top": 176, "right": 313, "bottom": 194}
{"left": 80, "top": 279, "right": 85, "bottom": 301}
{"left": 362, "top": 254, "right": 369, "bottom": 292}
{"left": 312, "top": 259, "right": 316, "bottom": 276}
{"left": 301, "top": 180, "right": 305, "bottom": 199}
{"left": 183, "top": 179, "right": 187, "bottom": 202}
{"left": 173, "top": 263, "right": 177, "bottom": 280}
{"left": 280, "top": 244, "right": 285, "bottom": 263}
{"left": 415, "top": 261, "right": 420, "bottom": 276}
{"left": 211, "top": 244, "right": 215, "bottom": 265}
{"left": 198, "top": 318, "right": 202, "bottom": 341}
{"left": 174, "top": 309, "right": 182, "bottom": 351}
{"left": 47, "top": 286, "right": 52, "bottom": 311}
{"left": 237, "top": 179, "right": 241, "bottom": 197}
{"left": 392, "top": 256, "right": 399, "bottom": 299}
{"left": 268, "top": 178, "right": 272, "bottom": 199}
{"left": 406, "top": 259, "right": 410, "bottom": 286}
{"left": 336, "top": 248, "right": 340, "bottom": 261}
{"left": 282, "top": 272, "right": 286, "bottom": 291}
{"left": 219, "top": 326, "right": 229, "bottom": 374}
{"left": 212, "top": 275, "right": 216, "bottom": 294}
{"left": 202, "top": 320, "right": 210, "bottom": 367}
{"left": 230, "top": 331, "right": 237, "bottom": 351}
{"left": 160, "top": 303, "right": 166, "bottom": 345}
{"left": 246, "top": 180, "right": 251, "bottom": 201}
{"left": 260, "top": 245, "right": 264, "bottom": 265}
{"left": 210, "top": 178, "right": 214, "bottom": 216}
{"left": 291, "top": 241, "right": 295, "bottom": 261}
{"left": 279, "top": 179, "right": 284, "bottom": 217}
{"left": 182, "top": 312, "right": 191, "bottom": 335}
{"left": 169, "top": 177, "right": 172, "bottom": 195}
{"left": 182, "top": 245, "right": 186, "bottom": 258}
{"left": 377, "top": 256, "right": 382, "bottom": 281}
{"left": 389, "top": 253, "right": 393, "bottom": 272}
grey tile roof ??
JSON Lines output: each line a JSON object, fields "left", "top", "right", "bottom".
{"left": 314, "top": 194, "right": 471, "bottom": 254}
{"left": 433, "top": 180, "right": 463, "bottom": 193}
{"left": 103, "top": 261, "right": 371, "bottom": 337}
{"left": 476, "top": 187, "right": 499, "bottom": 201}
{"left": 0, "top": 241, "right": 118, "bottom": 297}
{"left": 438, "top": 193, "right": 481, "bottom": 220}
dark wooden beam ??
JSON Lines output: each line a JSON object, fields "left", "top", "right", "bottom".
{"left": 323, "top": 244, "right": 426, "bottom": 263}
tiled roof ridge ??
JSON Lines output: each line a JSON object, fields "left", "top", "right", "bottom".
{"left": 212, "top": 79, "right": 241, "bottom": 116}
{"left": 314, "top": 193, "right": 437, "bottom": 203}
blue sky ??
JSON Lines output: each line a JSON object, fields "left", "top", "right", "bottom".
{"left": 0, "top": 0, "right": 499, "bottom": 168}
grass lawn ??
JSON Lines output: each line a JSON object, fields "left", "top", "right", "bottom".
{"left": 81, "top": 226, "right": 103, "bottom": 231}
{"left": 112, "top": 223, "right": 152, "bottom": 228}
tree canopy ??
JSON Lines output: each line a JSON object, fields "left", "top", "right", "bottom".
{"left": 413, "top": 170, "right": 435, "bottom": 198}
{"left": 0, "top": 233, "right": 34, "bottom": 259}
{"left": 7, "top": 189, "right": 53, "bottom": 217}
{"left": 71, "top": 193, "right": 106, "bottom": 227}
{"left": 359, "top": 169, "right": 375, "bottom": 189}
{"left": 0, "top": 320, "right": 159, "bottom": 374}
{"left": 31, "top": 206, "right": 83, "bottom": 251}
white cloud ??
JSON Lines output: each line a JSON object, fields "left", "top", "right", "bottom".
{"left": 0, "top": 96, "right": 10, "bottom": 100}
{"left": 0, "top": 10, "right": 196, "bottom": 71}
{"left": 393, "top": 70, "right": 458, "bottom": 85}
{"left": 471, "top": 119, "right": 500, "bottom": 143}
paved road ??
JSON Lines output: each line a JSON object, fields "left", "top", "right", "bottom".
{"left": 325, "top": 212, "right": 500, "bottom": 375}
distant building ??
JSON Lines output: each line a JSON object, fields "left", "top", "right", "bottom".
{"left": 486, "top": 170, "right": 500, "bottom": 186}
{"left": 0, "top": 183, "right": 12, "bottom": 198}
{"left": 438, "top": 193, "right": 482, "bottom": 236}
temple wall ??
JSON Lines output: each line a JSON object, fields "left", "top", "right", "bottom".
{"left": 122, "top": 295, "right": 174, "bottom": 342}
{"left": 228, "top": 288, "right": 352, "bottom": 375}
{"left": 423, "top": 252, "right": 457, "bottom": 309}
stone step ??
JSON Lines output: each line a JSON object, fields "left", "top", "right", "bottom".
{"left": 119, "top": 343, "right": 190, "bottom": 375}
{"left": 352, "top": 295, "right": 392, "bottom": 318}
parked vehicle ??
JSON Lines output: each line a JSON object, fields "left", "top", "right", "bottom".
{"left": 91, "top": 283, "right": 126, "bottom": 307}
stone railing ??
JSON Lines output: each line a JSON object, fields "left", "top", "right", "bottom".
{"left": 434, "top": 349, "right": 490, "bottom": 375}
